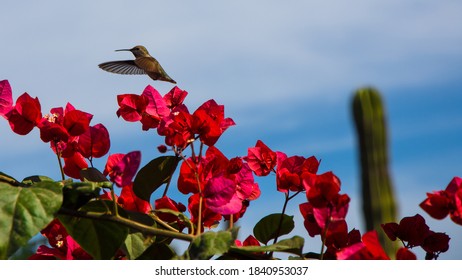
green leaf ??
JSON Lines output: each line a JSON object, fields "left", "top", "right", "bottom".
{"left": 21, "top": 175, "right": 55, "bottom": 185}
{"left": 231, "top": 235, "right": 305, "bottom": 257}
{"left": 136, "top": 242, "right": 177, "bottom": 260}
{"left": 133, "top": 156, "right": 180, "bottom": 201}
{"left": 80, "top": 167, "right": 109, "bottom": 183}
{"left": 253, "top": 213, "right": 294, "bottom": 244}
{"left": 0, "top": 179, "right": 63, "bottom": 259}
{"left": 58, "top": 200, "right": 129, "bottom": 259}
{"left": 61, "top": 181, "right": 102, "bottom": 210}
{"left": 0, "top": 172, "right": 22, "bottom": 187}
{"left": 186, "top": 230, "right": 234, "bottom": 260}
{"left": 124, "top": 232, "right": 155, "bottom": 259}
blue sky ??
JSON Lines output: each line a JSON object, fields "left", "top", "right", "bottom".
{"left": 1, "top": 1, "right": 462, "bottom": 259}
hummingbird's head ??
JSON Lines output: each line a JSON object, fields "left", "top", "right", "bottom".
{"left": 115, "top": 45, "right": 150, "bottom": 57}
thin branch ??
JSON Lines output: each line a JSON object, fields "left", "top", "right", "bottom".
{"left": 58, "top": 208, "right": 194, "bottom": 242}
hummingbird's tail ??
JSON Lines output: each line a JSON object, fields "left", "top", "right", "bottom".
{"left": 147, "top": 72, "right": 176, "bottom": 84}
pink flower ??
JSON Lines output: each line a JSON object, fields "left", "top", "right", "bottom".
{"left": 104, "top": 151, "right": 141, "bottom": 188}
{"left": 0, "top": 80, "right": 13, "bottom": 118}
{"left": 246, "top": 140, "right": 277, "bottom": 176}
{"left": 6, "top": 93, "right": 42, "bottom": 135}
{"left": 337, "top": 231, "right": 390, "bottom": 260}
{"left": 118, "top": 183, "right": 151, "bottom": 213}
{"left": 192, "top": 99, "right": 235, "bottom": 146}
{"left": 420, "top": 176, "right": 462, "bottom": 225}
{"left": 29, "top": 219, "right": 92, "bottom": 260}
{"left": 77, "top": 123, "right": 111, "bottom": 159}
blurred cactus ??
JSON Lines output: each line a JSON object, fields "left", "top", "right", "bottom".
{"left": 352, "top": 87, "right": 398, "bottom": 256}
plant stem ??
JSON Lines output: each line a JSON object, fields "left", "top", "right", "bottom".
{"left": 273, "top": 192, "right": 290, "bottom": 245}
{"left": 196, "top": 195, "right": 203, "bottom": 236}
{"left": 319, "top": 206, "right": 332, "bottom": 260}
{"left": 273, "top": 191, "right": 300, "bottom": 245}
{"left": 161, "top": 155, "right": 180, "bottom": 198}
{"left": 53, "top": 141, "right": 65, "bottom": 181}
{"left": 110, "top": 183, "right": 119, "bottom": 217}
{"left": 228, "top": 215, "right": 234, "bottom": 230}
{"left": 58, "top": 208, "right": 194, "bottom": 242}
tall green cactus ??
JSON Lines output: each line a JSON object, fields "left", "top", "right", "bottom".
{"left": 352, "top": 87, "right": 398, "bottom": 256}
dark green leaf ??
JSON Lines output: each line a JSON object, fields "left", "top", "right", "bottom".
{"left": 136, "top": 242, "right": 177, "bottom": 260}
{"left": 58, "top": 200, "right": 129, "bottom": 259}
{"left": 80, "top": 167, "right": 109, "bottom": 183}
{"left": 124, "top": 232, "right": 155, "bottom": 259}
{"left": 0, "top": 180, "right": 63, "bottom": 259}
{"left": 253, "top": 213, "right": 294, "bottom": 244}
{"left": 133, "top": 156, "right": 180, "bottom": 201}
{"left": 0, "top": 172, "right": 23, "bottom": 187}
{"left": 186, "top": 230, "right": 234, "bottom": 260}
{"left": 21, "top": 175, "right": 55, "bottom": 185}
{"left": 62, "top": 181, "right": 102, "bottom": 210}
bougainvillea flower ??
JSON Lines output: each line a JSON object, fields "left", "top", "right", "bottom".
{"left": 452, "top": 189, "right": 462, "bottom": 225}
{"left": 421, "top": 231, "right": 450, "bottom": 256}
{"left": 0, "top": 80, "right": 13, "bottom": 118}
{"left": 192, "top": 99, "right": 235, "bottom": 146}
{"left": 141, "top": 85, "right": 170, "bottom": 130}
{"left": 396, "top": 247, "right": 417, "bottom": 260}
{"left": 242, "top": 235, "right": 261, "bottom": 247}
{"left": 204, "top": 176, "right": 242, "bottom": 215}
{"left": 188, "top": 193, "right": 222, "bottom": 230}
{"left": 77, "top": 123, "right": 111, "bottom": 159}
{"left": 118, "top": 183, "right": 151, "bottom": 213}
{"left": 6, "top": 93, "right": 42, "bottom": 135}
{"left": 178, "top": 157, "right": 207, "bottom": 195}
{"left": 420, "top": 191, "right": 452, "bottom": 220}
{"left": 104, "top": 151, "right": 141, "bottom": 188}
{"left": 312, "top": 194, "right": 350, "bottom": 230}
{"left": 29, "top": 219, "right": 92, "bottom": 260}
{"left": 337, "top": 230, "right": 390, "bottom": 260}
{"left": 223, "top": 202, "right": 248, "bottom": 223}
{"left": 62, "top": 152, "right": 89, "bottom": 179}
{"left": 116, "top": 94, "right": 147, "bottom": 122}
{"left": 157, "top": 105, "right": 194, "bottom": 148}
{"left": 63, "top": 105, "right": 93, "bottom": 136}
{"left": 38, "top": 103, "right": 92, "bottom": 143}
{"left": 304, "top": 171, "right": 341, "bottom": 208}
{"left": 179, "top": 146, "right": 259, "bottom": 217}
{"left": 178, "top": 146, "right": 228, "bottom": 194}
{"left": 324, "top": 219, "right": 349, "bottom": 249}
{"left": 382, "top": 214, "right": 450, "bottom": 259}
{"left": 229, "top": 158, "right": 261, "bottom": 202}
{"left": 154, "top": 196, "right": 187, "bottom": 226}
{"left": 234, "top": 235, "right": 263, "bottom": 254}
{"left": 299, "top": 202, "right": 322, "bottom": 237}
{"left": 164, "top": 86, "right": 188, "bottom": 109}
{"left": 387, "top": 214, "right": 430, "bottom": 247}
{"left": 420, "top": 176, "right": 462, "bottom": 225}
{"left": 276, "top": 153, "right": 306, "bottom": 193}
{"left": 323, "top": 228, "right": 362, "bottom": 260}
{"left": 246, "top": 140, "right": 277, "bottom": 177}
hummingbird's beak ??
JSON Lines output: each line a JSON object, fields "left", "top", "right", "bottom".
{"left": 115, "top": 48, "right": 131, "bottom": 52}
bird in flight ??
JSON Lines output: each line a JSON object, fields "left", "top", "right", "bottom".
{"left": 98, "top": 45, "right": 176, "bottom": 84}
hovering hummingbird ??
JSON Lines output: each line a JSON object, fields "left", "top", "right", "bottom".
{"left": 98, "top": 45, "right": 176, "bottom": 84}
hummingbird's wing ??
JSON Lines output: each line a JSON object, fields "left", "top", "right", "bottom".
{"left": 134, "top": 57, "right": 163, "bottom": 73}
{"left": 135, "top": 57, "right": 177, "bottom": 84}
{"left": 98, "top": 60, "right": 146, "bottom": 75}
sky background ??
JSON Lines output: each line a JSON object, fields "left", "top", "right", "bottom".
{"left": 1, "top": 0, "right": 462, "bottom": 259}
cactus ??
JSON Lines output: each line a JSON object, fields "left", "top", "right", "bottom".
{"left": 352, "top": 87, "right": 398, "bottom": 256}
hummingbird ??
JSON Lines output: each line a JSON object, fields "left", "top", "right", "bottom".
{"left": 98, "top": 45, "right": 176, "bottom": 84}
